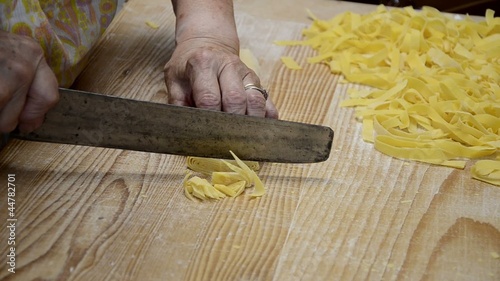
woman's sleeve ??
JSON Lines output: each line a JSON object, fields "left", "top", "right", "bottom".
{"left": 0, "top": 0, "right": 123, "bottom": 87}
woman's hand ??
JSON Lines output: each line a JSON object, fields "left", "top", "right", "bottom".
{"left": 0, "top": 30, "right": 59, "bottom": 133}
{"left": 165, "top": 0, "right": 278, "bottom": 119}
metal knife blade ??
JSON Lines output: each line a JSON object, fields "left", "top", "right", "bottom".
{"left": 8, "top": 88, "right": 334, "bottom": 163}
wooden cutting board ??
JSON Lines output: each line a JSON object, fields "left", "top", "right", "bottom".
{"left": 0, "top": 0, "right": 498, "bottom": 280}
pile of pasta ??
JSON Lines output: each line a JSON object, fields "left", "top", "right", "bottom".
{"left": 276, "top": 6, "right": 500, "bottom": 186}
{"left": 183, "top": 151, "right": 266, "bottom": 201}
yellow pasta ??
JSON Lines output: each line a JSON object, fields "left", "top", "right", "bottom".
{"left": 183, "top": 151, "right": 266, "bottom": 201}
{"left": 281, "top": 56, "right": 303, "bottom": 70}
{"left": 215, "top": 181, "right": 246, "bottom": 197}
{"left": 224, "top": 151, "right": 266, "bottom": 197}
{"left": 240, "top": 48, "right": 262, "bottom": 76}
{"left": 276, "top": 6, "right": 499, "bottom": 184}
{"left": 145, "top": 20, "right": 159, "bottom": 29}
{"left": 471, "top": 160, "right": 500, "bottom": 186}
{"left": 187, "top": 156, "right": 259, "bottom": 175}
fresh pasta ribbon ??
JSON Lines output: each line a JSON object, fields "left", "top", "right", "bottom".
{"left": 471, "top": 160, "right": 500, "bottom": 186}
{"left": 184, "top": 152, "right": 265, "bottom": 201}
{"left": 276, "top": 6, "right": 499, "bottom": 185}
{"left": 187, "top": 156, "right": 259, "bottom": 175}
{"left": 145, "top": 20, "right": 159, "bottom": 29}
{"left": 240, "top": 48, "right": 262, "bottom": 76}
{"left": 280, "top": 56, "right": 303, "bottom": 70}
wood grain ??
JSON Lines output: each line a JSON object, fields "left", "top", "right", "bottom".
{"left": 1, "top": 0, "right": 499, "bottom": 280}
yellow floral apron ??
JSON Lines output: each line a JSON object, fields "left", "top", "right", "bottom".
{"left": 0, "top": 0, "right": 124, "bottom": 86}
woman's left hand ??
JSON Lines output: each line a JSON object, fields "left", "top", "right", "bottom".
{"left": 165, "top": 0, "right": 278, "bottom": 119}
{"left": 164, "top": 38, "right": 278, "bottom": 119}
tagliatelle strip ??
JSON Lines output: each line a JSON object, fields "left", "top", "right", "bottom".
{"left": 240, "top": 48, "right": 262, "bottom": 76}
{"left": 183, "top": 151, "right": 266, "bottom": 201}
{"left": 275, "top": 6, "right": 500, "bottom": 185}
{"left": 187, "top": 156, "right": 259, "bottom": 175}
{"left": 471, "top": 160, "right": 500, "bottom": 186}
{"left": 227, "top": 151, "right": 266, "bottom": 197}
{"left": 281, "top": 56, "right": 303, "bottom": 70}
{"left": 145, "top": 20, "right": 159, "bottom": 29}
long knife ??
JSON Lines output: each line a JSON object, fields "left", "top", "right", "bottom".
{"left": 1, "top": 88, "right": 334, "bottom": 163}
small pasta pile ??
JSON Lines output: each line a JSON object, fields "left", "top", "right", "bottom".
{"left": 183, "top": 151, "right": 265, "bottom": 201}
{"left": 276, "top": 6, "right": 500, "bottom": 185}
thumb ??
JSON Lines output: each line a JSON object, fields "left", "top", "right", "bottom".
{"left": 18, "top": 60, "right": 59, "bottom": 133}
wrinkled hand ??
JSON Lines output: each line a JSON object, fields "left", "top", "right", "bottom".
{"left": 164, "top": 38, "right": 279, "bottom": 119}
{"left": 0, "top": 30, "right": 59, "bottom": 133}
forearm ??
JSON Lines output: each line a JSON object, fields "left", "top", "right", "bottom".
{"left": 170, "top": 0, "right": 239, "bottom": 51}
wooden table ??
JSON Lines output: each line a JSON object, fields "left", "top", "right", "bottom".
{"left": 1, "top": 0, "right": 499, "bottom": 280}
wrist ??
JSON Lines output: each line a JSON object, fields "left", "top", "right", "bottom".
{"left": 172, "top": 0, "right": 239, "bottom": 50}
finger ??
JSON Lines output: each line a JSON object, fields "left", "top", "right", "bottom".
{"left": 189, "top": 63, "right": 221, "bottom": 111}
{"left": 219, "top": 65, "right": 247, "bottom": 115}
{"left": 0, "top": 82, "right": 14, "bottom": 109}
{"left": 18, "top": 60, "right": 59, "bottom": 133}
{"left": 0, "top": 57, "right": 31, "bottom": 132}
{"left": 265, "top": 99, "right": 279, "bottom": 119}
{"left": 0, "top": 86, "right": 27, "bottom": 133}
{"left": 165, "top": 75, "right": 193, "bottom": 107}
{"left": 241, "top": 73, "right": 266, "bottom": 118}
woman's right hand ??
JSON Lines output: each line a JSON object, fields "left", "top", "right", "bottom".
{"left": 0, "top": 30, "right": 59, "bottom": 133}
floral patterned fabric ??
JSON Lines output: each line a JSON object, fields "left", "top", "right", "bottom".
{"left": 0, "top": 0, "right": 124, "bottom": 86}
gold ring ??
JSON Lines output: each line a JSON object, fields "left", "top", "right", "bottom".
{"left": 244, "top": 84, "right": 268, "bottom": 100}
